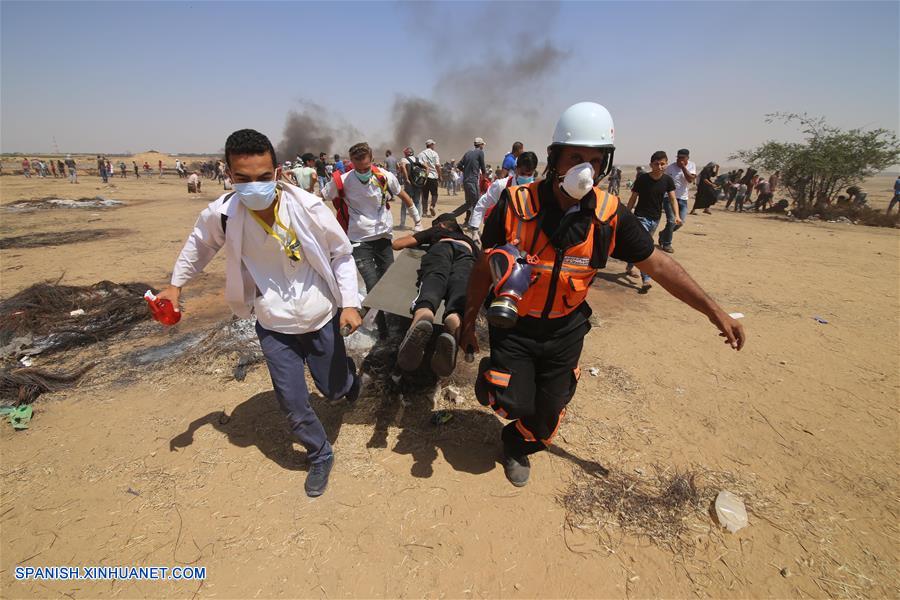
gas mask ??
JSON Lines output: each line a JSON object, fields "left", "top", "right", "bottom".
{"left": 487, "top": 243, "right": 534, "bottom": 328}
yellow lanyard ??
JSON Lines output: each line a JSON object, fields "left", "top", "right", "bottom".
{"left": 249, "top": 192, "right": 303, "bottom": 262}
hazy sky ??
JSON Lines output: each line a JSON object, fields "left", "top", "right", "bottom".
{"left": 2, "top": 1, "right": 897, "bottom": 165}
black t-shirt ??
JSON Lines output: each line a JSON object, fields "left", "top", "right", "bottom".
{"left": 631, "top": 172, "right": 676, "bottom": 220}
{"left": 480, "top": 179, "right": 655, "bottom": 337}
{"left": 413, "top": 225, "right": 478, "bottom": 256}
{"left": 315, "top": 159, "right": 327, "bottom": 177}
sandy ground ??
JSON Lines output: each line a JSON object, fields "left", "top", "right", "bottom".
{"left": 0, "top": 170, "right": 898, "bottom": 599}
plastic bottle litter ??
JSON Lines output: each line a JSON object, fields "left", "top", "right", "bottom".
{"left": 715, "top": 490, "right": 749, "bottom": 533}
{"left": 143, "top": 291, "right": 181, "bottom": 326}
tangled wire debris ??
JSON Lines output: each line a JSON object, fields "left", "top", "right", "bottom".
{"left": 0, "top": 279, "right": 151, "bottom": 357}
{"left": 0, "top": 229, "right": 129, "bottom": 250}
{"left": 0, "top": 364, "right": 94, "bottom": 405}
{"left": 4, "top": 196, "right": 124, "bottom": 212}
{"left": 561, "top": 466, "right": 757, "bottom": 553}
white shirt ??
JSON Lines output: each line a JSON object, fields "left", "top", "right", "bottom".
{"left": 322, "top": 169, "right": 402, "bottom": 242}
{"left": 418, "top": 148, "right": 440, "bottom": 179}
{"left": 665, "top": 161, "right": 696, "bottom": 200}
{"left": 241, "top": 201, "right": 336, "bottom": 334}
{"left": 469, "top": 176, "right": 513, "bottom": 229}
{"left": 171, "top": 185, "right": 360, "bottom": 321}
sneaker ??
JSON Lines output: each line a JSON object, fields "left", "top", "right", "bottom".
{"left": 430, "top": 332, "right": 458, "bottom": 378}
{"left": 397, "top": 319, "right": 433, "bottom": 371}
{"left": 502, "top": 451, "right": 531, "bottom": 487}
{"left": 429, "top": 208, "right": 436, "bottom": 217}
{"left": 305, "top": 455, "right": 334, "bottom": 497}
{"left": 660, "top": 245, "right": 675, "bottom": 254}
{"left": 638, "top": 282, "right": 652, "bottom": 294}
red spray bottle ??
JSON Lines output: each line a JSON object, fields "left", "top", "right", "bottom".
{"left": 144, "top": 290, "right": 181, "bottom": 326}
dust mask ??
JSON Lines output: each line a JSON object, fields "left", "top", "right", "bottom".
{"left": 234, "top": 181, "right": 276, "bottom": 210}
{"left": 559, "top": 162, "right": 595, "bottom": 200}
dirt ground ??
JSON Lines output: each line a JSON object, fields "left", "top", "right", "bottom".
{"left": 0, "top": 168, "right": 897, "bottom": 599}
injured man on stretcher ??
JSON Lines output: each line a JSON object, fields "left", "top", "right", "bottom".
{"left": 392, "top": 213, "right": 479, "bottom": 377}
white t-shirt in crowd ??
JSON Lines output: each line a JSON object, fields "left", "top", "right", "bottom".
{"left": 418, "top": 148, "right": 440, "bottom": 179}
{"left": 291, "top": 166, "right": 315, "bottom": 191}
{"left": 665, "top": 161, "right": 696, "bottom": 200}
{"left": 322, "top": 169, "right": 402, "bottom": 242}
{"left": 241, "top": 200, "right": 336, "bottom": 334}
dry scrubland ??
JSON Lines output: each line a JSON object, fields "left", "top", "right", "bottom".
{"left": 0, "top": 157, "right": 897, "bottom": 598}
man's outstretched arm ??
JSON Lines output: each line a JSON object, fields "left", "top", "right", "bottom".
{"left": 635, "top": 250, "right": 746, "bottom": 350}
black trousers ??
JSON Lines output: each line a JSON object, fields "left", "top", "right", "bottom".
{"left": 475, "top": 320, "right": 586, "bottom": 456}
{"left": 422, "top": 178, "right": 439, "bottom": 211}
{"left": 413, "top": 242, "right": 474, "bottom": 318}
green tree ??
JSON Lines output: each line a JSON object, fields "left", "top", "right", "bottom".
{"left": 731, "top": 113, "right": 900, "bottom": 208}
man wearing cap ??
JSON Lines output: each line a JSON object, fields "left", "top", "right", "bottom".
{"left": 456, "top": 137, "right": 487, "bottom": 222}
{"left": 460, "top": 103, "right": 746, "bottom": 488}
{"left": 418, "top": 139, "right": 441, "bottom": 217}
{"left": 658, "top": 148, "right": 696, "bottom": 253}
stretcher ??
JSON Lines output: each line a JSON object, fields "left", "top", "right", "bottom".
{"left": 361, "top": 248, "right": 446, "bottom": 321}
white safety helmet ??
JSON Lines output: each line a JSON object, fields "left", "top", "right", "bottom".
{"left": 552, "top": 102, "right": 615, "bottom": 148}
{"left": 549, "top": 102, "right": 616, "bottom": 182}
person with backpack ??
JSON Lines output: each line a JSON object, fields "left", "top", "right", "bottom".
{"left": 459, "top": 102, "right": 745, "bottom": 487}
{"left": 158, "top": 129, "right": 364, "bottom": 498}
{"left": 418, "top": 139, "right": 442, "bottom": 217}
{"left": 399, "top": 146, "right": 427, "bottom": 229}
{"left": 322, "top": 142, "right": 422, "bottom": 339}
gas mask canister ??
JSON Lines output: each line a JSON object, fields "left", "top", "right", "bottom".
{"left": 487, "top": 243, "right": 534, "bottom": 328}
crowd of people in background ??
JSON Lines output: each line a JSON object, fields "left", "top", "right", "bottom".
{"left": 6, "top": 149, "right": 884, "bottom": 217}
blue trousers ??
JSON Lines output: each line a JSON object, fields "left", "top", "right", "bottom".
{"left": 255, "top": 314, "right": 355, "bottom": 464}
{"left": 658, "top": 197, "right": 688, "bottom": 248}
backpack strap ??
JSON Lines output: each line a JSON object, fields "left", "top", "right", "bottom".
{"left": 220, "top": 191, "right": 238, "bottom": 234}
{"left": 331, "top": 171, "right": 350, "bottom": 233}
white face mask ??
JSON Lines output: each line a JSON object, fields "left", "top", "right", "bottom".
{"left": 234, "top": 181, "right": 277, "bottom": 210}
{"left": 559, "top": 162, "right": 595, "bottom": 200}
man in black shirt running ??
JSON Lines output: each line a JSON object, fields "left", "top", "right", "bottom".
{"left": 626, "top": 150, "right": 678, "bottom": 293}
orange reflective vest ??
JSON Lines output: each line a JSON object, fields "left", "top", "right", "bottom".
{"left": 502, "top": 181, "right": 619, "bottom": 319}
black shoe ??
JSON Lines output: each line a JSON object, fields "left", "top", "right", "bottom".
{"left": 638, "top": 283, "right": 652, "bottom": 294}
{"left": 305, "top": 455, "right": 334, "bottom": 497}
{"left": 397, "top": 319, "right": 433, "bottom": 372}
{"left": 660, "top": 245, "right": 675, "bottom": 254}
{"left": 502, "top": 451, "right": 531, "bottom": 487}
{"left": 430, "top": 332, "right": 458, "bottom": 378}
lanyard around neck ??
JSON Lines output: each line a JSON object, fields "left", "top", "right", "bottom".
{"left": 248, "top": 191, "right": 302, "bottom": 262}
